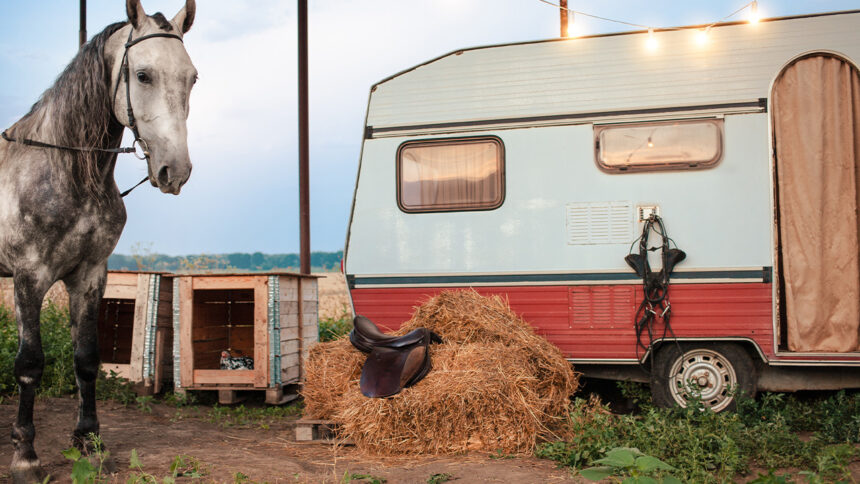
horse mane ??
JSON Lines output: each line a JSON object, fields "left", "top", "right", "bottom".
{"left": 8, "top": 21, "right": 128, "bottom": 201}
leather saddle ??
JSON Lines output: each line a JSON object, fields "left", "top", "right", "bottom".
{"left": 349, "top": 315, "right": 442, "bottom": 398}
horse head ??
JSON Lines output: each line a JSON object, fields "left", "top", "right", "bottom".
{"left": 111, "top": 0, "right": 197, "bottom": 195}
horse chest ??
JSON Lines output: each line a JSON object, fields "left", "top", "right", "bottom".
{"left": 0, "top": 186, "right": 126, "bottom": 273}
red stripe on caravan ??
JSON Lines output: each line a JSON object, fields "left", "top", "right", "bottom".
{"left": 349, "top": 283, "right": 775, "bottom": 361}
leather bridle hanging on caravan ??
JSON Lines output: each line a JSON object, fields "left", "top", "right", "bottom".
{"left": 625, "top": 214, "right": 686, "bottom": 366}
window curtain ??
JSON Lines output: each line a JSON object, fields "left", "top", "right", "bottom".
{"left": 773, "top": 54, "right": 860, "bottom": 352}
{"left": 400, "top": 142, "right": 500, "bottom": 210}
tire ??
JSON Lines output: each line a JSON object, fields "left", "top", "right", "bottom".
{"left": 650, "top": 343, "right": 756, "bottom": 412}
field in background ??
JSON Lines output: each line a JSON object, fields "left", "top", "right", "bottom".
{"left": 316, "top": 272, "right": 352, "bottom": 320}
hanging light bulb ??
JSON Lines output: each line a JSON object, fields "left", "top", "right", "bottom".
{"left": 749, "top": 1, "right": 760, "bottom": 24}
{"left": 696, "top": 26, "right": 710, "bottom": 45}
{"left": 647, "top": 136, "right": 654, "bottom": 148}
{"left": 646, "top": 28, "right": 658, "bottom": 51}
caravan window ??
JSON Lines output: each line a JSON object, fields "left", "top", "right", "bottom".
{"left": 594, "top": 119, "right": 723, "bottom": 172}
{"left": 397, "top": 137, "right": 504, "bottom": 213}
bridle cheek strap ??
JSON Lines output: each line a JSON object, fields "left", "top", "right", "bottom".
{"left": 111, "top": 28, "right": 183, "bottom": 196}
{"left": 115, "top": 29, "right": 184, "bottom": 161}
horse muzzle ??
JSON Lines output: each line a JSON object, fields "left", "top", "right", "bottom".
{"left": 151, "top": 160, "right": 192, "bottom": 195}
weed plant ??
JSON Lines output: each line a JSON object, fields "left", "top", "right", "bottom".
{"left": 319, "top": 315, "right": 352, "bottom": 342}
{"left": 206, "top": 402, "right": 304, "bottom": 428}
{"left": 0, "top": 302, "right": 76, "bottom": 396}
{"left": 536, "top": 384, "right": 860, "bottom": 483}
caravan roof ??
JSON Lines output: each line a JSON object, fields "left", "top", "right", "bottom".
{"left": 365, "top": 10, "right": 860, "bottom": 138}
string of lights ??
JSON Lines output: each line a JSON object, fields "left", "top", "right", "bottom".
{"left": 536, "top": 0, "right": 761, "bottom": 38}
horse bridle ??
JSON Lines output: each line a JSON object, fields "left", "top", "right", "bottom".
{"left": 1, "top": 25, "right": 184, "bottom": 197}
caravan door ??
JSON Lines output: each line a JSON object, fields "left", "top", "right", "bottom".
{"left": 772, "top": 53, "right": 860, "bottom": 353}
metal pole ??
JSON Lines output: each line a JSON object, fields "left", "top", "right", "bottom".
{"left": 79, "top": 0, "right": 87, "bottom": 47}
{"left": 298, "top": 0, "right": 311, "bottom": 275}
{"left": 560, "top": 0, "right": 568, "bottom": 37}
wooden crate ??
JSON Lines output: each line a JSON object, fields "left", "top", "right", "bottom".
{"left": 98, "top": 271, "right": 173, "bottom": 395}
{"left": 172, "top": 273, "right": 318, "bottom": 404}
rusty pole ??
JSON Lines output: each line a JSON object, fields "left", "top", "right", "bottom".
{"left": 560, "top": 0, "right": 568, "bottom": 37}
{"left": 298, "top": 0, "right": 311, "bottom": 275}
{"left": 79, "top": 0, "right": 87, "bottom": 47}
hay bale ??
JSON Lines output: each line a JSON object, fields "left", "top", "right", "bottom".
{"left": 301, "top": 289, "right": 578, "bottom": 454}
{"left": 302, "top": 338, "right": 363, "bottom": 419}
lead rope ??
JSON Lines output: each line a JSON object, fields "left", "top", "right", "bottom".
{"left": 625, "top": 214, "right": 686, "bottom": 371}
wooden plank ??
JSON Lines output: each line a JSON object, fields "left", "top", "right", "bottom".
{"left": 218, "top": 389, "right": 242, "bottom": 405}
{"left": 279, "top": 277, "right": 298, "bottom": 301}
{"left": 192, "top": 276, "right": 261, "bottom": 290}
{"left": 153, "top": 327, "right": 166, "bottom": 394}
{"left": 128, "top": 274, "right": 150, "bottom": 382}
{"left": 159, "top": 277, "right": 173, "bottom": 298}
{"left": 254, "top": 278, "right": 269, "bottom": 388}
{"left": 106, "top": 272, "right": 139, "bottom": 287}
{"left": 101, "top": 363, "right": 132, "bottom": 380}
{"left": 103, "top": 285, "right": 137, "bottom": 300}
{"left": 179, "top": 276, "right": 194, "bottom": 388}
{"left": 156, "top": 302, "right": 173, "bottom": 319}
{"left": 296, "top": 277, "right": 304, "bottom": 381}
{"left": 193, "top": 369, "right": 253, "bottom": 384}
{"left": 280, "top": 352, "right": 300, "bottom": 368}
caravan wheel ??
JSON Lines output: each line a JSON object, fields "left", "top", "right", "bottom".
{"left": 650, "top": 343, "right": 756, "bottom": 412}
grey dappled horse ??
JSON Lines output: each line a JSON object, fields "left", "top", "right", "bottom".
{"left": 0, "top": 1, "right": 196, "bottom": 481}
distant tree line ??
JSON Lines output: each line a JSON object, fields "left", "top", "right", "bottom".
{"left": 108, "top": 250, "right": 344, "bottom": 272}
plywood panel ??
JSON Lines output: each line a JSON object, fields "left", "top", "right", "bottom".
{"left": 253, "top": 282, "right": 268, "bottom": 387}
{"left": 193, "top": 369, "right": 254, "bottom": 385}
{"left": 98, "top": 299, "right": 136, "bottom": 364}
{"left": 192, "top": 276, "right": 261, "bottom": 290}
{"left": 102, "top": 363, "right": 132, "bottom": 380}
{"left": 103, "top": 284, "right": 137, "bottom": 300}
{"left": 179, "top": 276, "right": 194, "bottom": 387}
{"left": 128, "top": 273, "right": 150, "bottom": 381}
{"left": 106, "top": 272, "right": 139, "bottom": 286}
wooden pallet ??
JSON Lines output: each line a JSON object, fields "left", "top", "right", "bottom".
{"left": 175, "top": 383, "right": 301, "bottom": 405}
{"left": 295, "top": 418, "right": 339, "bottom": 441}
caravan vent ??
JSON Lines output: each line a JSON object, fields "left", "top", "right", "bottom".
{"left": 566, "top": 201, "right": 633, "bottom": 245}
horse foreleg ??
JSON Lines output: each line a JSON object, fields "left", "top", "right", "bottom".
{"left": 64, "top": 264, "right": 112, "bottom": 464}
{"left": 10, "top": 272, "right": 50, "bottom": 484}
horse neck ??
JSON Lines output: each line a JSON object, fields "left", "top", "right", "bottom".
{"left": 7, "top": 22, "right": 128, "bottom": 199}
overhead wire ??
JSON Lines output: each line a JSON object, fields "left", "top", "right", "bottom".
{"left": 536, "top": 0, "right": 759, "bottom": 34}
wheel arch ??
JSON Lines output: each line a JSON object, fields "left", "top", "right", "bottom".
{"left": 644, "top": 337, "right": 768, "bottom": 366}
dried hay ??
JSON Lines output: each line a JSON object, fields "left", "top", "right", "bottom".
{"left": 302, "top": 338, "right": 363, "bottom": 419}
{"left": 301, "top": 289, "right": 578, "bottom": 454}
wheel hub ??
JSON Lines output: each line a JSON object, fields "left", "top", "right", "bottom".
{"left": 668, "top": 348, "right": 737, "bottom": 412}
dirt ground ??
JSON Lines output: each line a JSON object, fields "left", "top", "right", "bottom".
{"left": 0, "top": 396, "right": 580, "bottom": 483}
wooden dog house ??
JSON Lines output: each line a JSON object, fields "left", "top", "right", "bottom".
{"left": 172, "top": 273, "right": 318, "bottom": 404}
{"left": 98, "top": 271, "right": 173, "bottom": 394}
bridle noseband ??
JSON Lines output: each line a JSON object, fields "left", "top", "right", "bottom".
{"left": 1, "top": 25, "right": 184, "bottom": 197}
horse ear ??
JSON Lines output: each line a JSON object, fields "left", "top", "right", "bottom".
{"left": 172, "top": 0, "right": 196, "bottom": 34}
{"left": 126, "top": 0, "right": 146, "bottom": 29}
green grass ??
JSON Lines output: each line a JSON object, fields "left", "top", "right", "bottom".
{"left": 204, "top": 402, "right": 303, "bottom": 428}
{"left": 536, "top": 384, "right": 860, "bottom": 483}
{"left": 0, "top": 302, "right": 76, "bottom": 397}
{"left": 319, "top": 315, "right": 352, "bottom": 342}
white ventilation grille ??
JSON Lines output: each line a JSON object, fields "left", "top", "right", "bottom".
{"left": 566, "top": 201, "right": 633, "bottom": 245}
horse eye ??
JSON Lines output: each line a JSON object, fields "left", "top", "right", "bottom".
{"left": 136, "top": 71, "right": 151, "bottom": 84}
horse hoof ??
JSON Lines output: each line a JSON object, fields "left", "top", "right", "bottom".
{"left": 10, "top": 459, "right": 47, "bottom": 484}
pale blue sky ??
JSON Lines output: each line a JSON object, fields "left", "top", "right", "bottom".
{"left": 1, "top": 1, "right": 857, "bottom": 255}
